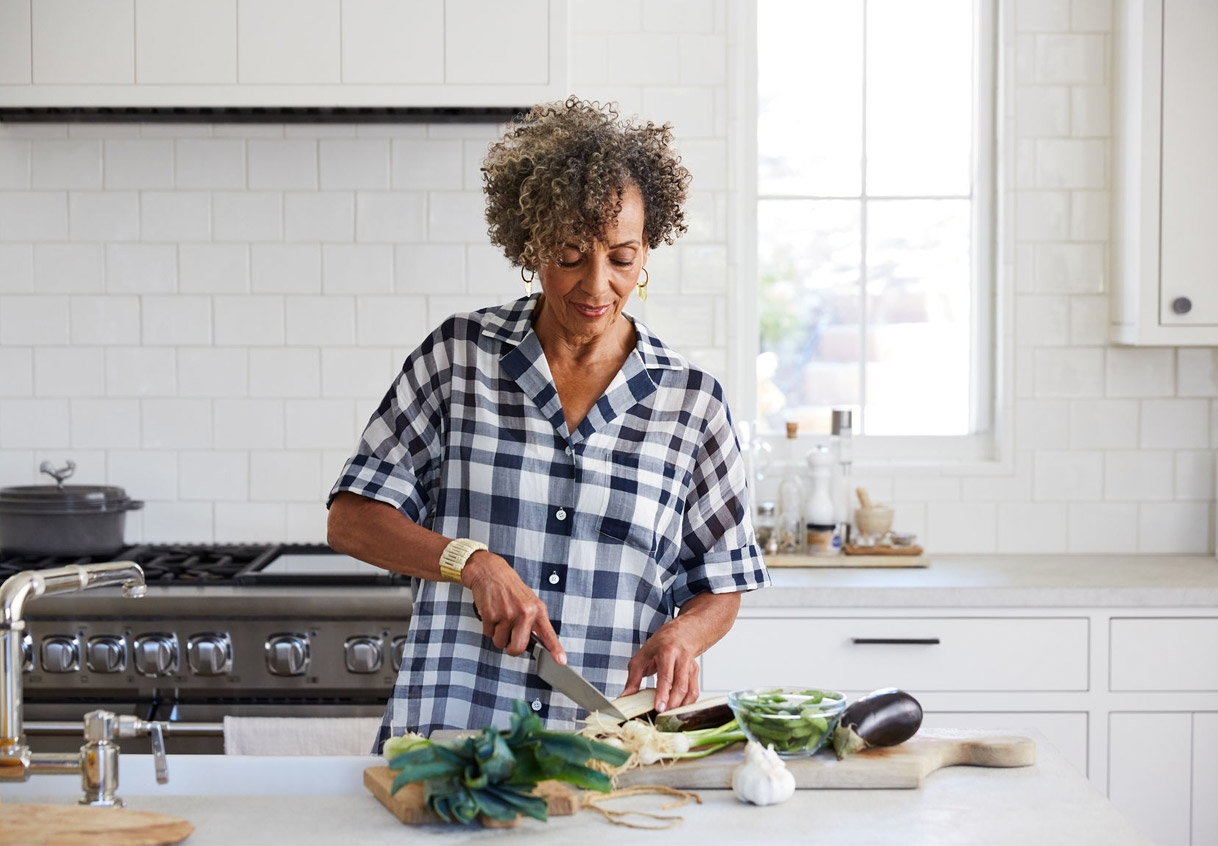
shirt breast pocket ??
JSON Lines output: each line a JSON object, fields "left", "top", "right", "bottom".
{"left": 580, "top": 450, "right": 680, "bottom": 556}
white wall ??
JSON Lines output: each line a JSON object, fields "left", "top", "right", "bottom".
{"left": 0, "top": 0, "right": 1212, "bottom": 553}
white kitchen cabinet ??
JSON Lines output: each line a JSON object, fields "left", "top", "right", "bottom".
{"left": 1109, "top": 617, "right": 1218, "bottom": 691}
{"left": 0, "top": 0, "right": 569, "bottom": 109}
{"left": 1195, "top": 713, "right": 1218, "bottom": 845}
{"left": 1113, "top": 0, "right": 1218, "bottom": 344}
{"left": 1109, "top": 712, "right": 1203, "bottom": 846}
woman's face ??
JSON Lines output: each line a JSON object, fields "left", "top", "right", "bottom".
{"left": 535, "top": 184, "right": 648, "bottom": 343}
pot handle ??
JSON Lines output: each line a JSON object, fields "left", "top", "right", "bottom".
{"left": 126, "top": 499, "right": 145, "bottom": 511}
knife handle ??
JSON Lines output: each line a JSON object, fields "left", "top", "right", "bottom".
{"left": 472, "top": 602, "right": 545, "bottom": 654}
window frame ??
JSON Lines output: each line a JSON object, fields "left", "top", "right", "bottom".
{"left": 730, "top": 0, "right": 1000, "bottom": 465}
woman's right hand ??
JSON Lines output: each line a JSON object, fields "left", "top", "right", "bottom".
{"left": 461, "top": 551, "right": 567, "bottom": 665}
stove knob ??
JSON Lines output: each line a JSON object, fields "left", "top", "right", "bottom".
{"left": 390, "top": 636, "right": 408, "bottom": 670}
{"left": 41, "top": 635, "right": 79, "bottom": 673}
{"left": 188, "top": 633, "right": 233, "bottom": 676}
{"left": 133, "top": 634, "right": 180, "bottom": 677}
{"left": 344, "top": 636, "right": 383, "bottom": 674}
{"left": 21, "top": 633, "right": 33, "bottom": 673}
{"left": 266, "top": 634, "right": 310, "bottom": 677}
{"left": 86, "top": 635, "right": 127, "bottom": 674}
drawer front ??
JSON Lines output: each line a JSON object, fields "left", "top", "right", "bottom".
{"left": 701, "top": 617, "right": 1089, "bottom": 692}
{"left": 1109, "top": 617, "right": 1218, "bottom": 691}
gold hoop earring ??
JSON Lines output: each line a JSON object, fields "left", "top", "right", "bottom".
{"left": 636, "top": 267, "right": 649, "bottom": 302}
{"left": 521, "top": 266, "right": 535, "bottom": 297}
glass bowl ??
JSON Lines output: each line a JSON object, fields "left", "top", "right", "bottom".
{"left": 728, "top": 687, "right": 848, "bottom": 759}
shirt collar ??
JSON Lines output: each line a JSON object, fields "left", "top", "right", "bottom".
{"left": 480, "top": 294, "right": 685, "bottom": 373}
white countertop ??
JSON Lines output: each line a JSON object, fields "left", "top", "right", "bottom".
{"left": 752, "top": 554, "right": 1218, "bottom": 607}
{"left": 1, "top": 731, "right": 1149, "bottom": 844}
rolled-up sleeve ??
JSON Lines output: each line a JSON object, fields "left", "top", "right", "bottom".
{"left": 672, "top": 396, "right": 770, "bottom": 607}
{"left": 327, "top": 320, "right": 453, "bottom": 523}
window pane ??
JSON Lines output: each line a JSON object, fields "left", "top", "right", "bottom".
{"left": 867, "top": 0, "right": 974, "bottom": 196}
{"left": 864, "top": 200, "right": 972, "bottom": 435}
{"left": 758, "top": 200, "right": 861, "bottom": 435}
{"left": 758, "top": 0, "right": 863, "bottom": 197}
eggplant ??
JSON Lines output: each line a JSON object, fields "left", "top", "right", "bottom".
{"left": 654, "top": 695, "right": 733, "bottom": 732}
{"left": 831, "top": 688, "right": 923, "bottom": 759}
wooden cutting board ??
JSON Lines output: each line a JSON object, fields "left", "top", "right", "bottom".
{"left": 364, "top": 765, "right": 578, "bottom": 828}
{"left": 0, "top": 804, "right": 194, "bottom": 846}
{"left": 616, "top": 730, "right": 1035, "bottom": 790}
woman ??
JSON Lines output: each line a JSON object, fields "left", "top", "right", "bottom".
{"left": 327, "top": 98, "right": 769, "bottom": 745}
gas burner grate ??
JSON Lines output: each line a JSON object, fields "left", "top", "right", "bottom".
{"left": 0, "top": 549, "right": 139, "bottom": 581}
{"left": 123, "top": 545, "right": 280, "bottom": 583}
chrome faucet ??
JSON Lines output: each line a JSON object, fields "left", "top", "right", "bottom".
{"left": 0, "top": 562, "right": 169, "bottom": 806}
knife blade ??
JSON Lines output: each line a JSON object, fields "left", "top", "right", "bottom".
{"left": 529, "top": 633, "right": 628, "bottom": 722}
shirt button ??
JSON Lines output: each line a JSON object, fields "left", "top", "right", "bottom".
{"left": 555, "top": 508, "right": 567, "bottom": 521}
{"left": 565, "top": 446, "right": 572, "bottom": 456}
{"left": 548, "top": 572, "right": 559, "bottom": 585}
{"left": 531, "top": 698, "right": 542, "bottom": 711}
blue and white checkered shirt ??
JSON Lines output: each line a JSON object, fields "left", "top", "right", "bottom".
{"left": 329, "top": 295, "right": 769, "bottom": 741}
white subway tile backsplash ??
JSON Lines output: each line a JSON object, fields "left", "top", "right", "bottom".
{"left": 31, "top": 140, "right": 102, "bottom": 190}
{"left": 251, "top": 244, "right": 320, "bottom": 294}
{"left": 285, "top": 502, "right": 327, "bottom": 542}
{"left": 0, "top": 294, "right": 67, "bottom": 345}
{"left": 286, "top": 296, "right": 355, "bottom": 346}
{"left": 643, "top": 0, "right": 714, "bottom": 32}
{"left": 1175, "top": 451, "right": 1215, "bottom": 502}
{"left": 70, "top": 295, "right": 140, "bottom": 345}
{"left": 680, "top": 244, "right": 728, "bottom": 293}
{"left": 0, "top": 244, "right": 33, "bottom": 292}
{"left": 600, "top": 33, "right": 680, "bottom": 84}
{"left": 997, "top": 502, "right": 1068, "bottom": 552}
{"left": 249, "top": 140, "right": 318, "bottom": 190}
{"left": 643, "top": 88, "right": 716, "bottom": 139}
{"left": 180, "top": 244, "right": 249, "bottom": 294}
{"left": 1016, "top": 0, "right": 1070, "bottom": 31}
{"left": 1105, "top": 451, "right": 1174, "bottom": 501}
{"left": 1014, "top": 86, "right": 1069, "bottom": 137}
{"left": 961, "top": 451, "right": 1035, "bottom": 502}
{"left": 1106, "top": 347, "right": 1174, "bottom": 397}
{"left": 175, "top": 139, "right": 246, "bottom": 190}
{"left": 284, "top": 399, "right": 357, "bottom": 449}
{"left": 569, "top": 0, "right": 641, "bottom": 33}
{"left": 1141, "top": 399, "right": 1209, "bottom": 449}
{"left": 105, "top": 347, "right": 176, "bottom": 397}
{"left": 107, "top": 449, "right": 178, "bottom": 500}
{"left": 142, "top": 295, "right": 211, "bottom": 346}
{"left": 355, "top": 295, "right": 428, "bottom": 347}
{"left": 1068, "top": 295, "right": 1107, "bottom": 345}
{"left": 1070, "top": 87, "right": 1111, "bottom": 137}
{"left": 1071, "top": 0, "right": 1113, "bottom": 32}
{"left": 214, "top": 399, "right": 284, "bottom": 449}
{"left": 926, "top": 503, "right": 997, "bottom": 553}
{"left": 1033, "top": 244, "right": 1104, "bottom": 293}
{"left": 142, "top": 399, "right": 212, "bottom": 449}
{"left": 34, "top": 347, "right": 105, "bottom": 397}
{"left": 1034, "top": 139, "right": 1105, "bottom": 189}
{"left": 892, "top": 477, "right": 961, "bottom": 502}
{"left": 178, "top": 348, "right": 248, "bottom": 398}
{"left": 570, "top": 34, "right": 608, "bottom": 85}
{"left": 321, "top": 348, "right": 395, "bottom": 399}
{"left": 179, "top": 451, "right": 248, "bottom": 501}
{"left": 0, "top": 348, "right": 32, "bottom": 396}
{"left": 33, "top": 243, "right": 104, "bottom": 293}
{"left": 249, "top": 348, "right": 320, "bottom": 398}
{"left": 214, "top": 192, "right": 283, "bottom": 242}
{"left": 250, "top": 450, "right": 323, "bottom": 502}
{"left": 214, "top": 295, "right": 284, "bottom": 346}
{"left": 0, "top": 193, "right": 68, "bottom": 241}
{"left": 322, "top": 245, "right": 393, "bottom": 294}
{"left": 355, "top": 192, "right": 427, "bottom": 243}
{"left": 1015, "top": 400, "right": 1071, "bottom": 449}
{"left": 1014, "top": 295, "right": 1069, "bottom": 346}
{"left": 104, "top": 140, "right": 174, "bottom": 189}
{"left": 142, "top": 501, "right": 213, "bottom": 543}
{"left": 428, "top": 192, "right": 487, "bottom": 243}
{"left": 1069, "top": 190, "right": 1109, "bottom": 241}
{"left": 1138, "top": 502, "right": 1210, "bottom": 554}
{"left": 465, "top": 244, "right": 516, "bottom": 295}
{"left": 1068, "top": 502, "right": 1137, "bottom": 552}
{"left": 1070, "top": 399, "right": 1138, "bottom": 448}
{"left": 1015, "top": 191, "right": 1069, "bottom": 241}
{"left": 141, "top": 192, "right": 211, "bottom": 242}
{"left": 284, "top": 192, "right": 354, "bottom": 242}
{"left": 320, "top": 140, "right": 390, "bottom": 190}
{"left": 679, "top": 34, "right": 726, "bottom": 85}
{"left": 395, "top": 244, "right": 463, "bottom": 294}
{"left": 678, "top": 140, "right": 728, "bottom": 192}
{"left": 214, "top": 501, "right": 285, "bottom": 542}
{"left": 70, "top": 192, "right": 140, "bottom": 242}
{"left": 1034, "top": 450, "right": 1103, "bottom": 500}
{"left": 391, "top": 140, "right": 462, "bottom": 191}
{"left": 106, "top": 244, "right": 176, "bottom": 294}
{"left": 1177, "top": 350, "right": 1218, "bottom": 397}
{"left": 1034, "top": 34, "right": 1106, "bottom": 84}
{"left": 69, "top": 398, "right": 140, "bottom": 449}
{"left": 1033, "top": 348, "right": 1103, "bottom": 397}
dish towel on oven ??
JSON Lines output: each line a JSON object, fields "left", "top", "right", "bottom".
{"left": 223, "top": 716, "right": 383, "bottom": 756}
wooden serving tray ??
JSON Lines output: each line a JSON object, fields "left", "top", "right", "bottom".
{"left": 363, "top": 765, "right": 578, "bottom": 828}
{"left": 0, "top": 804, "right": 193, "bottom": 846}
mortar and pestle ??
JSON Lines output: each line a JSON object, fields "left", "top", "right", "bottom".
{"left": 854, "top": 488, "right": 894, "bottom": 543}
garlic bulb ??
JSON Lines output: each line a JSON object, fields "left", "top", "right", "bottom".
{"left": 731, "top": 741, "right": 796, "bottom": 806}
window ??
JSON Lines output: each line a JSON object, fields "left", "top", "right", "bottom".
{"left": 754, "top": 0, "right": 994, "bottom": 446}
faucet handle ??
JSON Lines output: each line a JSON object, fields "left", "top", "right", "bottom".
{"left": 117, "top": 716, "right": 170, "bottom": 785}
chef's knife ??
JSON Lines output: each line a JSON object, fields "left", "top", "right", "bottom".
{"left": 472, "top": 602, "right": 626, "bottom": 720}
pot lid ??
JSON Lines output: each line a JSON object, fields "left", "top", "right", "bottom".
{"left": 0, "top": 484, "right": 134, "bottom": 513}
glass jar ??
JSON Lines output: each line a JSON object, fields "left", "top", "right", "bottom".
{"left": 755, "top": 501, "right": 779, "bottom": 556}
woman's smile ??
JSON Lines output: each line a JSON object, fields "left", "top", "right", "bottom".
{"left": 571, "top": 301, "right": 613, "bottom": 319}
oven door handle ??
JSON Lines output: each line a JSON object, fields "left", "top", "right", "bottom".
{"left": 23, "top": 720, "right": 224, "bottom": 736}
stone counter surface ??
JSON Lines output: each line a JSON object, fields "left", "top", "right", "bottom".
{"left": 3, "top": 732, "right": 1148, "bottom": 845}
{"left": 754, "top": 554, "right": 1218, "bottom": 607}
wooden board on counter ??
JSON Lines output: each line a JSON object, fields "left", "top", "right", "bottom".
{"left": 0, "top": 804, "right": 193, "bottom": 846}
{"left": 616, "top": 731, "right": 1033, "bottom": 790}
{"left": 765, "top": 552, "right": 929, "bottom": 568}
{"left": 364, "top": 765, "right": 578, "bottom": 828}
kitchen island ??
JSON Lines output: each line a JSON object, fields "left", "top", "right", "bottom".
{"left": 1, "top": 731, "right": 1148, "bottom": 844}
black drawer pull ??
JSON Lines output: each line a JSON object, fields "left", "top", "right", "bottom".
{"left": 851, "top": 637, "right": 941, "bottom": 645}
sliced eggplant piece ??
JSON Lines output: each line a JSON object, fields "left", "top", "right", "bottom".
{"left": 831, "top": 688, "right": 923, "bottom": 759}
{"left": 654, "top": 695, "right": 733, "bottom": 732}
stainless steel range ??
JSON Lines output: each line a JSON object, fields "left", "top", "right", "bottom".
{"left": 6, "top": 544, "right": 412, "bottom": 754}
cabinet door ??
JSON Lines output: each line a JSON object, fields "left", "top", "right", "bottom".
{"left": 920, "top": 711, "right": 1089, "bottom": 777}
{"left": 445, "top": 0, "right": 550, "bottom": 85}
{"left": 1108, "top": 712, "right": 1191, "bottom": 846}
{"left": 1160, "top": 0, "right": 1218, "bottom": 326}
{"left": 1196, "top": 713, "right": 1218, "bottom": 846}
